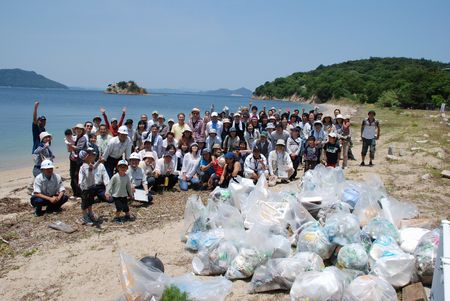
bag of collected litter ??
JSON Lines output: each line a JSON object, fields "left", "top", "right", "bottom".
{"left": 362, "top": 217, "right": 400, "bottom": 242}
{"left": 379, "top": 196, "right": 418, "bottom": 228}
{"left": 324, "top": 212, "right": 361, "bottom": 245}
{"left": 399, "top": 227, "right": 430, "bottom": 253}
{"left": 206, "top": 203, "right": 245, "bottom": 231}
{"left": 284, "top": 196, "right": 315, "bottom": 236}
{"left": 339, "top": 268, "right": 365, "bottom": 286}
{"left": 181, "top": 195, "right": 207, "bottom": 242}
{"left": 353, "top": 195, "right": 382, "bottom": 227}
{"left": 369, "top": 236, "right": 415, "bottom": 287}
{"left": 249, "top": 251, "right": 324, "bottom": 293}
{"left": 339, "top": 181, "right": 361, "bottom": 209}
{"left": 192, "top": 239, "right": 240, "bottom": 276}
{"left": 169, "top": 274, "right": 232, "bottom": 301}
{"left": 119, "top": 252, "right": 170, "bottom": 301}
{"left": 186, "top": 228, "right": 224, "bottom": 252}
{"left": 317, "top": 202, "right": 352, "bottom": 225}
{"left": 342, "top": 275, "right": 397, "bottom": 301}
{"left": 228, "top": 176, "right": 255, "bottom": 210}
{"left": 337, "top": 243, "right": 368, "bottom": 271}
{"left": 208, "top": 187, "right": 233, "bottom": 205}
{"left": 290, "top": 266, "right": 345, "bottom": 301}
{"left": 225, "top": 247, "right": 270, "bottom": 279}
{"left": 414, "top": 228, "right": 440, "bottom": 285}
{"left": 296, "top": 221, "right": 336, "bottom": 260}
{"left": 241, "top": 175, "right": 270, "bottom": 228}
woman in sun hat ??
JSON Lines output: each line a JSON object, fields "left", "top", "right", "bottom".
{"left": 32, "top": 131, "right": 55, "bottom": 177}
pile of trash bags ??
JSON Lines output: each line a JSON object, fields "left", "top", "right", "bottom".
{"left": 118, "top": 164, "right": 440, "bottom": 300}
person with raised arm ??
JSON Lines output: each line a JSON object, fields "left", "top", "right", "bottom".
{"left": 100, "top": 107, "right": 127, "bottom": 137}
{"left": 32, "top": 101, "right": 47, "bottom": 153}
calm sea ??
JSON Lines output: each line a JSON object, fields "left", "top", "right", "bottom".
{"left": 0, "top": 87, "right": 311, "bottom": 170}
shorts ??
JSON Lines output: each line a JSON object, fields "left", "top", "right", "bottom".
{"left": 113, "top": 197, "right": 129, "bottom": 213}
{"left": 362, "top": 138, "right": 376, "bottom": 158}
{"left": 81, "top": 188, "right": 96, "bottom": 210}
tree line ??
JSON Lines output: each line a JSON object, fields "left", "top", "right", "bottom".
{"left": 253, "top": 57, "right": 450, "bottom": 109}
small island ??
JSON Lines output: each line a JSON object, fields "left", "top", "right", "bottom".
{"left": 105, "top": 81, "right": 148, "bottom": 95}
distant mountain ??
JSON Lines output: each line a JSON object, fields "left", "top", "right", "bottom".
{"left": 0, "top": 68, "right": 68, "bottom": 89}
{"left": 201, "top": 87, "right": 252, "bottom": 97}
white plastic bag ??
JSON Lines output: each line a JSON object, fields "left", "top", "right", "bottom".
{"left": 206, "top": 203, "right": 245, "bottom": 231}
{"left": 399, "top": 227, "right": 430, "bottom": 253}
{"left": 362, "top": 217, "right": 400, "bottom": 242}
{"left": 324, "top": 212, "right": 361, "bottom": 245}
{"left": 170, "top": 274, "right": 232, "bottom": 301}
{"left": 181, "top": 195, "right": 207, "bottom": 242}
{"left": 290, "top": 266, "right": 345, "bottom": 301}
{"left": 379, "top": 196, "right": 418, "bottom": 228}
{"left": 296, "top": 221, "right": 336, "bottom": 260}
{"left": 249, "top": 252, "right": 324, "bottom": 293}
{"left": 337, "top": 243, "right": 368, "bottom": 271}
{"left": 343, "top": 275, "right": 397, "bottom": 301}
{"left": 369, "top": 236, "right": 415, "bottom": 287}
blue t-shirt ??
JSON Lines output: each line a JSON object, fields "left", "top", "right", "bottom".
{"left": 32, "top": 123, "right": 45, "bottom": 153}
{"left": 200, "top": 158, "right": 215, "bottom": 175}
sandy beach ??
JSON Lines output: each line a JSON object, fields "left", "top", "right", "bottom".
{"left": 1, "top": 103, "right": 449, "bottom": 301}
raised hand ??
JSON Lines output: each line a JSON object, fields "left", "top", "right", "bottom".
{"left": 100, "top": 107, "right": 106, "bottom": 114}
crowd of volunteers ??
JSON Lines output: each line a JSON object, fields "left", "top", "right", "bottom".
{"left": 30, "top": 100, "right": 380, "bottom": 224}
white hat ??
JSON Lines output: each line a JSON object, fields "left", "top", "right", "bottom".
{"left": 234, "top": 112, "right": 241, "bottom": 117}
{"left": 40, "top": 159, "right": 54, "bottom": 169}
{"left": 211, "top": 112, "right": 218, "bottom": 117}
{"left": 117, "top": 159, "right": 128, "bottom": 167}
{"left": 143, "top": 152, "right": 154, "bottom": 159}
{"left": 39, "top": 131, "right": 52, "bottom": 141}
{"left": 313, "top": 120, "right": 323, "bottom": 126}
{"left": 336, "top": 114, "right": 344, "bottom": 120}
{"left": 152, "top": 111, "right": 159, "bottom": 115}
{"left": 192, "top": 107, "right": 200, "bottom": 113}
{"left": 223, "top": 118, "right": 231, "bottom": 124}
{"left": 129, "top": 152, "right": 140, "bottom": 160}
{"left": 74, "top": 123, "right": 84, "bottom": 130}
{"left": 168, "top": 118, "right": 174, "bottom": 123}
{"left": 79, "top": 150, "right": 89, "bottom": 161}
{"left": 158, "top": 115, "right": 164, "bottom": 119}
{"left": 266, "top": 123, "right": 275, "bottom": 129}
{"left": 276, "top": 139, "right": 286, "bottom": 146}
{"left": 183, "top": 127, "right": 192, "bottom": 133}
{"left": 269, "top": 115, "right": 276, "bottom": 120}
{"left": 328, "top": 132, "right": 337, "bottom": 138}
{"left": 209, "top": 129, "right": 217, "bottom": 134}
{"left": 118, "top": 125, "right": 128, "bottom": 135}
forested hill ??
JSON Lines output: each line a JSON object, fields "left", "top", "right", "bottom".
{"left": 253, "top": 57, "right": 450, "bottom": 108}
{"left": 0, "top": 69, "right": 68, "bottom": 89}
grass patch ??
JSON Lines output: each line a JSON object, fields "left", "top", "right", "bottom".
{"left": 23, "top": 247, "right": 39, "bottom": 257}
{"left": 2, "top": 231, "right": 19, "bottom": 241}
{"left": 0, "top": 242, "right": 15, "bottom": 257}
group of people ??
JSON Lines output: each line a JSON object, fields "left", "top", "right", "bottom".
{"left": 30, "top": 100, "right": 380, "bottom": 225}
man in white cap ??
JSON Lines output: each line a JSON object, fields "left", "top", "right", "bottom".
{"left": 30, "top": 160, "right": 68, "bottom": 216}
{"left": 142, "top": 125, "right": 163, "bottom": 158}
{"left": 231, "top": 112, "right": 245, "bottom": 140}
{"left": 127, "top": 152, "right": 153, "bottom": 203}
{"left": 103, "top": 125, "right": 133, "bottom": 177}
{"left": 268, "top": 139, "right": 294, "bottom": 184}
{"left": 323, "top": 132, "right": 341, "bottom": 168}
{"left": 33, "top": 131, "right": 54, "bottom": 177}
{"left": 147, "top": 111, "right": 159, "bottom": 128}
{"left": 205, "top": 111, "right": 223, "bottom": 138}
{"left": 189, "top": 107, "right": 205, "bottom": 143}
{"left": 171, "top": 112, "right": 190, "bottom": 141}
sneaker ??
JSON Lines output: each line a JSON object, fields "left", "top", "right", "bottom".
{"left": 88, "top": 212, "right": 98, "bottom": 223}
{"left": 360, "top": 162, "right": 365, "bottom": 166}
{"left": 35, "top": 207, "right": 44, "bottom": 217}
{"left": 113, "top": 217, "right": 123, "bottom": 224}
{"left": 369, "top": 161, "right": 373, "bottom": 167}
{"left": 123, "top": 215, "right": 136, "bottom": 222}
{"left": 82, "top": 214, "right": 94, "bottom": 226}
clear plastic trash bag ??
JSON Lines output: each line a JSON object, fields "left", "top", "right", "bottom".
{"left": 169, "top": 274, "right": 232, "bottom": 301}
{"left": 206, "top": 202, "right": 245, "bottom": 231}
{"left": 249, "top": 251, "right": 324, "bottom": 293}
{"left": 317, "top": 202, "right": 352, "bottom": 225}
{"left": 414, "top": 228, "right": 440, "bottom": 285}
{"left": 181, "top": 195, "right": 207, "bottom": 242}
{"left": 337, "top": 243, "right": 369, "bottom": 271}
{"left": 379, "top": 196, "right": 418, "bottom": 228}
{"left": 362, "top": 217, "right": 400, "bottom": 242}
{"left": 192, "top": 239, "right": 240, "bottom": 276}
{"left": 324, "top": 212, "right": 361, "bottom": 246}
{"left": 399, "top": 227, "right": 430, "bottom": 254}
{"left": 290, "top": 266, "right": 345, "bottom": 301}
{"left": 342, "top": 275, "right": 397, "bottom": 301}
{"left": 296, "top": 221, "right": 336, "bottom": 260}
{"left": 186, "top": 228, "right": 224, "bottom": 252}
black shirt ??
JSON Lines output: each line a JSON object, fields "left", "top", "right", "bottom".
{"left": 324, "top": 142, "right": 341, "bottom": 164}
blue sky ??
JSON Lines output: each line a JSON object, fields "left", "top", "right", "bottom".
{"left": 1, "top": 0, "right": 449, "bottom": 90}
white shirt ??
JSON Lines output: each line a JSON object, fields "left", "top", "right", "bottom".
{"left": 244, "top": 154, "right": 268, "bottom": 177}
{"left": 155, "top": 158, "right": 176, "bottom": 175}
{"left": 162, "top": 138, "right": 178, "bottom": 149}
{"left": 96, "top": 134, "right": 112, "bottom": 156}
{"left": 103, "top": 136, "right": 133, "bottom": 160}
{"left": 127, "top": 166, "right": 147, "bottom": 187}
{"left": 286, "top": 137, "right": 303, "bottom": 156}
{"left": 94, "top": 163, "right": 110, "bottom": 186}
{"left": 268, "top": 150, "right": 293, "bottom": 177}
{"left": 79, "top": 163, "right": 96, "bottom": 191}
{"left": 361, "top": 118, "right": 379, "bottom": 139}
{"left": 179, "top": 153, "right": 201, "bottom": 179}
{"left": 205, "top": 120, "right": 223, "bottom": 138}
{"left": 33, "top": 173, "right": 65, "bottom": 196}
{"left": 205, "top": 136, "right": 222, "bottom": 151}
{"left": 138, "top": 149, "right": 158, "bottom": 161}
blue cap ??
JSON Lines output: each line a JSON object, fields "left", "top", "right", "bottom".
{"left": 224, "top": 152, "right": 236, "bottom": 160}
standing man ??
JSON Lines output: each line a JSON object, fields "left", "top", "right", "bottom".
{"left": 205, "top": 112, "right": 223, "bottom": 138}
{"left": 32, "top": 101, "right": 46, "bottom": 153}
{"left": 360, "top": 110, "right": 380, "bottom": 166}
{"left": 171, "top": 113, "right": 190, "bottom": 141}
{"left": 189, "top": 108, "right": 205, "bottom": 143}
{"left": 143, "top": 125, "right": 163, "bottom": 158}
{"left": 103, "top": 125, "right": 133, "bottom": 177}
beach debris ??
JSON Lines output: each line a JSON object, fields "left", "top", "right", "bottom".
{"left": 140, "top": 254, "right": 165, "bottom": 273}
{"left": 421, "top": 173, "right": 431, "bottom": 180}
{"left": 48, "top": 221, "right": 77, "bottom": 233}
{"left": 414, "top": 228, "right": 440, "bottom": 285}
{"left": 344, "top": 275, "right": 397, "bottom": 301}
{"left": 416, "top": 140, "right": 428, "bottom": 144}
{"left": 441, "top": 170, "right": 450, "bottom": 179}
{"left": 386, "top": 154, "right": 401, "bottom": 161}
